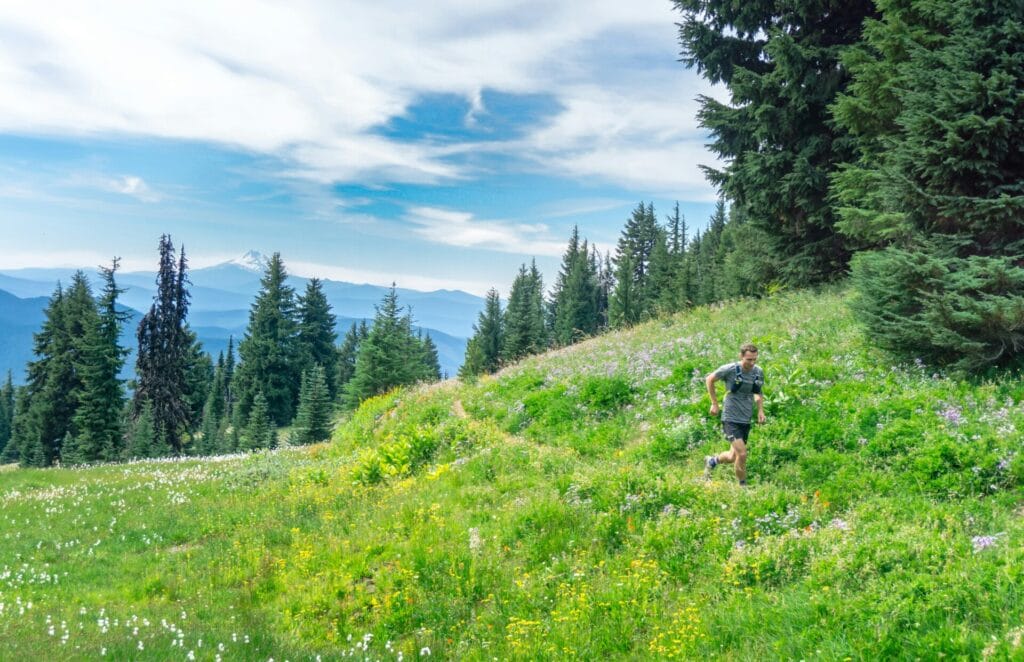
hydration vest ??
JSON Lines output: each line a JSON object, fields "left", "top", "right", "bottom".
{"left": 730, "top": 362, "right": 762, "bottom": 395}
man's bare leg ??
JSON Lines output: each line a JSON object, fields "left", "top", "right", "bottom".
{"left": 714, "top": 438, "right": 747, "bottom": 484}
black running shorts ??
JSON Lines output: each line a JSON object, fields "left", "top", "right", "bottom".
{"left": 722, "top": 421, "right": 751, "bottom": 443}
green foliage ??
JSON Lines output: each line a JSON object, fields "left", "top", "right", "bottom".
{"left": 461, "top": 288, "right": 503, "bottom": 378}
{"left": 833, "top": 0, "right": 1024, "bottom": 371}
{"left": 243, "top": 391, "right": 275, "bottom": 450}
{"left": 345, "top": 286, "right": 436, "bottom": 408}
{"left": 550, "top": 227, "right": 602, "bottom": 344}
{"left": 134, "top": 235, "right": 195, "bottom": 454}
{"left": 297, "top": 278, "right": 339, "bottom": 399}
{"left": 674, "top": 0, "right": 877, "bottom": 285}
{"left": 290, "top": 365, "right": 332, "bottom": 445}
{"left": 503, "top": 261, "right": 548, "bottom": 362}
{"left": 235, "top": 252, "right": 301, "bottom": 426}
{"left": 0, "top": 371, "right": 13, "bottom": 458}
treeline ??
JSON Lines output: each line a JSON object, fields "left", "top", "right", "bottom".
{"left": 672, "top": 0, "right": 1023, "bottom": 370}
{"left": 460, "top": 200, "right": 750, "bottom": 377}
{"left": 2, "top": 237, "right": 440, "bottom": 467}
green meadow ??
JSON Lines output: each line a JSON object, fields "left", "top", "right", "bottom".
{"left": 2, "top": 289, "right": 1023, "bottom": 660}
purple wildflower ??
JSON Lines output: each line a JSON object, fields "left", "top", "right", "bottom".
{"left": 971, "top": 533, "right": 1005, "bottom": 553}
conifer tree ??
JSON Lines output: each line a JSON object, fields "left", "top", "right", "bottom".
{"left": 550, "top": 228, "right": 600, "bottom": 345}
{"left": 674, "top": 0, "right": 877, "bottom": 284}
{"left": 296, "top": 278, "right": 339, "bottom": 398}
{"left": 344, "top": 286, "right": 422, "bottom": 408}
{"left": 12, "top": 274, "right": 96, "bottom": 466}
{"left": 503, "top": 263, "right": 549, "bottom": 362}
{"left": 197, "top": 400, "right": 221, "bottom": 456}
{"left": 336, "top": 321, "right": 367, "bottom": 400}
{"left": 609, "top": 253, "right": 639, "bottom": 328}
{"left": 417, "top": 333, "right": 443, "bottom": 382}
{"left": 696, "top": 201, "right": 728, "bottom": 305}
{"left": 235, "top": 253, "right": 301, "bottom": 425}
{"left": 71, "top": 260, "right": 130, "bottom": 463}
{"left": 134, "top": 236, "right": 194, "bottom": 455}
{"left": 834, "top": 0, "right": 1024, "bottom": 369}
{"left": 0, "top": 371, "right": 13, "bottom": 459}
{"left": 126, "top": 400, "right": 156, "bottom": 459}
{"left": 291, "top": 365, "right": 332, "bottom": 445}
{"left": 242, "top": 391, "right": 274, "bottom": 450}
{"left": 610, "top": 203, "right": 660, "bottom": 321}
{"left": 646, "top": 229, "right": 673, "bottom": 315}
{"left": 462, "top": 288, "right": 504, "bottom": 376}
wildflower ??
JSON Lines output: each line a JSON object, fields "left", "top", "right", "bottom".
{"left": 829, "top": 518, "right": 850, "bottom": 531}
{"left": 972, "top": 533, "right": 1006, "bottom": 553}
{"left": 468, "top": 528, "right": 482, "bottom": 554}
{"left": 420, "top": 647, "right": 432, "bottom": 656}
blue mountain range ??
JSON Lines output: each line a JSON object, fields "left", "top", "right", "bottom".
{"left": 0, "top": 252, "right": 479, "bottom": 384}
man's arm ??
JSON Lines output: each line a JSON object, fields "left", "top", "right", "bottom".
{"left": 705, "top": 373, "right": 720, "bottom": 416}
{"left": 755, "top": 392, "right": 765, "bottom": 424}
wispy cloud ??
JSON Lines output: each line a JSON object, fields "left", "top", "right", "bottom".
{"left": 287, "top": 258, "right": 494, "bottom": 297}
{"left": 0, "top": 1, "right": 720, "bottom": 196}
{"left": 404, "top": 206, "right": 566, "bottom": 257}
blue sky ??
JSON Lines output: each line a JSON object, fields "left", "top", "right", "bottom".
{"left": 0, "top": 1, "right": 723, "bottom": 296}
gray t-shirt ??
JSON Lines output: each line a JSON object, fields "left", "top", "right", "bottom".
{"left": 713, "top": 362, "right": 764, "bottom": 424}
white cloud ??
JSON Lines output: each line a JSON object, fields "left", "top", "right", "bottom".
{"left": 287, "top": 258, "right": 493, "bottom": 297}
{"left": 0, "top": 0, "right": 722, "bottom": 195}
{"left": 404, "top": 206, "right": 567, "bottom": 257}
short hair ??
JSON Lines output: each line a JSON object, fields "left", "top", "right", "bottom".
{"left": 740, "top": 342, "right": 758, "bottom": 355}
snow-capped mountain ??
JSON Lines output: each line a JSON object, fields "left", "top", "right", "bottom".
{"left": 227, "top": 250, "right": 268, "bottom": 272}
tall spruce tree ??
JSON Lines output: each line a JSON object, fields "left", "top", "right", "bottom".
{"left": 696, "top": 201, "right": 728, "bottom": 305}
{"left": 13, "top": 274, "right": 96, "bottom": 466}
{"left": 611, "top": 203, "right": 660, "bottom": 321}
{"left": 291, "top": 365, "right": 332, "bottom": 445}
{"left": 419, "top": 333, "right": 442, "bottom": 381}
{"left": 460, "top": 288, "right": 504, "bottom": 377}
{"left": 503, "top": 262, "right": 548, "bottom": 361}
{"left": 834, "top": 0, "right": 1024, "bottom": 370}
{"left": 296, "top": 278, "right": 339, "bottom": 399}
{"left": 336, "top": 321, "right": 368, "bottom": 400}
{"left": 235, "top": 253, "right": 301, "bottom": 425}
{"left": 344, "top": 286, "right": 424, "bottom": 408}
{"left": 609, "top": 252, "right": 639, "bottom": 328}
{"left": 70, "top": 260, "right": 130, "bottom": 463}
{"left": 134, "top": 236, "right": 194, "bottom": 455}
{"left": 674, "top": 0, "right": 877, "bottom": 284}
{"left": 243, "top": 391, "right": 274, "bottom": 450}
{"left": 0, "top": 371, "right": 13, "bottom": 460}
{"left": 550, "top": 228, "right": 600, "bottom": 345}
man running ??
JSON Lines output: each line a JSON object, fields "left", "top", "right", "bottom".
{"left": 704, "top": 343, "right": 766, "bottom": 486}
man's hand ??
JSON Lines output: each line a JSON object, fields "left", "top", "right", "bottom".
{"left": 710, "top": 403, "right": 720, "bottom": 416}
{"left": 757, "top": 411, "right": 766, "bottom": 424}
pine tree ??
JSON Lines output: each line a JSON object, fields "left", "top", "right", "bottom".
{"left": 0, "top": 371, "right": 13, "bottom": 459}
{"left": 235, "top": 253, "right": 301, "bottom": 425}
{"left": 243, "top": 391, "right": 275, "bottom": 450}
{"left": 696, "top": 201, "right": 728, "bottom": 305}
{"left": 223, "top": 336, "right": 236, "bottom": 420}
{"left": 609, "top": 253, "right": 639, "bottom": 328}
{"left": 344, "top": 286, "right": 422, "bottom": 408}
{"left": 71, "top": 260, "right": 130, "bottom": 463}
{"left": 197, "top": 400, "right": 221, "bottom": 456}
{"left": 296, "top": 278, "right": 339, "bottom": 399}
{"left": 134, "top": 236, "right": 194, "bottom": 455}
{"left": 834, "top": 0, "right": 1024, "bottom": 370}
{"left": 674, "top": 0, "right": 877, "bottom": 284}
{"left": 461, "top": 288, "right": 504, "bottom": 376}
{"left": 12, "top": 274, "right": 96, "bottom": 466}
{"left": 126, "top": 400, "right": 156, "bottom": 459}
{"left": 610, "top": 203, "right": 660, "bottom": 321}
{"left": 335, "top": 321, "right": 366, "bottom": 400}
{"left": 418, "top": 333, "right": 442, "bottom": 382}
{"left": 291, "top": 365, "right": 332, "bottom": 445}
{"left": 551, "top": 228, "right": 600, "bottom": 345}
{"left": 646, "top": 228, "right": 673, "bottom": 315}
{"left": 503, "top": 264, "right": 536, "bottom": 362}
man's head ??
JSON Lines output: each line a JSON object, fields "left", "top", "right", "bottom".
{"left": 739, "top": 343, "right": 758, "bottom": 369}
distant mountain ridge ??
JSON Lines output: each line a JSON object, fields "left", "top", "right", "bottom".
{"left": 0, "top": 253, "right": 478, "bottom": 383}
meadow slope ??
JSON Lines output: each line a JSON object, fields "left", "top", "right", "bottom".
{"left": 1, "top": 289, "right": 1023, "bottom": 660}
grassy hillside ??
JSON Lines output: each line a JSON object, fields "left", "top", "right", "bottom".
{"left": 2, "top": 289, "right": 1023, "bottom": 660}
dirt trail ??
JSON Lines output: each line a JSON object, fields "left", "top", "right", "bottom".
{"left": 452, "top": 399, "right": 468, "bottom": 419}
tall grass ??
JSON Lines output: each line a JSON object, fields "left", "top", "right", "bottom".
{"left": 1, "top": 289, "right": 1022, "bottom": 659}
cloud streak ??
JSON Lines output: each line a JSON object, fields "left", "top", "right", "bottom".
{"left": 0, "top": 1, "right": 720, "bottom": 197}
